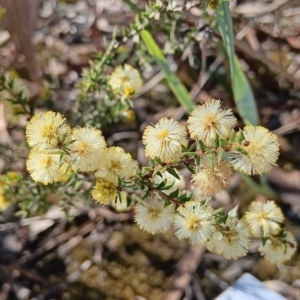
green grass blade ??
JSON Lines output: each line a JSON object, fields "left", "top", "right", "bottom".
{"left": 216, "top": 1, "right": 259, "bottom": 125}
{"left": 216, "top": 1, "right": 235, "bottom": 77}
{"left": 240, "top": 173, "right": 275, "bottom": 197}
{"left": 233, "top": 56, "right": 259, "bottom": 125}
{"left": 140, "top": 29, "right": 194, "bottom": 112}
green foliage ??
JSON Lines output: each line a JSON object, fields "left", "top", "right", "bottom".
{"left": 216, "top": 1, "right": 259, "bottom": 125}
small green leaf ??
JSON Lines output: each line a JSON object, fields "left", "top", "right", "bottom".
{"left": 178, "top": 192, "right": 193, "bottom": 203}
{"left": 168, "top": 189, "right": 179, "bottom": 198}
{"left": 153, "top": 169, "right": 162, "bottom": 178}
{"left": 166, "top": 167, "right": 180, "bottom": 180}
{"left": 261, "top": 237, "right": 268, "bottom": 246}
{"left": 156, "top": 179, "right": 168, "bottom": 190}
{"left": 217, "top": 150, "right": 224, "bottom": 164}
{"left": 182, "top": 151, "right": 197, "bottom": 157}
{"left": 185, "top": 164, "right": 195, "bottom": 174}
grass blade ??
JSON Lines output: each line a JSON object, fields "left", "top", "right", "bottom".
{"left": 216, "top": 1, "right": 259, "bottom": 125}
{"left": 140, "top": 29, "right": 194, "bottom": 112}
{"left": 232, "top": 56, "right": 259, "bottom": 125}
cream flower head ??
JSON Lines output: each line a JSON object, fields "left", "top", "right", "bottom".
{"left": 95, "top": 146, "right": 137, "bottom": 185}
{"left": 187, "top": 99, "right": 237, "bottom": 146}
{"left": 229, "top": 126, "right": 280, "bottom": 175}
{"left": 142, "top": 117, "right": 188, "bottom": 163}
{"left": 91, "top": 178, "right": 117, "bottom": 205}
{"left": 69, "top": 127, "right": 106, "bottom": 172}
{"left": 26, "top": 150, "right": 69, "bottom": 185}
{"left": 26, "top": 111, "right": 71, "bottom": 149}
{"left": 134, "top": 197, "right": 175, "bottom": 234}
{"left": 245, "top": 200, "right": 284, "bottom": 238}
{"left": 108, "top": 64, "right": 143, "bottom": 97}
{"left": 174, "top": 201, "right": 215, "bottom": 245}
{"left": 259, "top": 231, "right": 297, "bottom": 263}
{"left": 192, "top": 158, "right": 232, "bottom": 197}
{"left": 206, "top": 217, "right": 251, "bottom": 260}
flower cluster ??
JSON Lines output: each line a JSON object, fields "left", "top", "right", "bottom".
{"left": 25, "top": 111, "right": 137, "bottom": 205}
{"left": 135, "top": 198, "right": 296, "bottom": 262}
{"left": 244, "top": 200, "right": 296, "bottom": 263}
{"left": 142, "top": 99, "right": 280, "bottom": 197}
{"left": 25, "top": 99, "right": 295, "bottom": 263}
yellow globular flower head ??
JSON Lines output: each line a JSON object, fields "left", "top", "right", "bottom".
{"left": 95, "top": 146, "right": 137, "bottom": 185}
{"left": 108, "top": 64, "right": 142, "bottom": 97}
{"left": 245, "top": 200, "right": 284, "bottom": 238}
{"left": 259, "top": 231, "right": 297, "bottom": 263}
{"left": 57, "top": 163, "right": 73, "bottom": 182}
{"left": 91, "top": 178, "right": 117, "bottom": 205}
{"left": 187, "top": 99, "right": 237, "bottom": 147}
{"left": 0, "top": 181, "right": 10, "bottom": 211}
{"left": 0, "top": 194, "right": 10, "bottom": 211}
{"left": 69, "top": 127, "right": 106, "bottom": 172}
{"left": 6, "top": 171, "right": 20, "bottom": 181}
{"left": 174, "top": 201, "right": 215, "bottom": 245}
{"left": 207, "top": 0, "right": 219, "bottom": 10}
{"left": 26, "top": 111, "right": 71, "bottom": 149}
{"left": 229, "top": 126, "right": 280, "bottom": 175}
{"left": 142, "top": 117, "right": 188, "bottom": 163}
{"left": 26, "top": 149, "right": 69, "bottom": 185}
{"left": 192, "top": 158, "right": 232, "bottom": 197}
{"left": 206, "top": 217, "right": 251, "bottom": 260}
{"left": 134, "top": 196, "right": 175, "bottom": 234}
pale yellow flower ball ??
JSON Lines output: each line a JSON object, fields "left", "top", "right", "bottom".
{"left": 245, "top": 200, "right": 284, "bottom": 238}
{"left": 134, "top": 196, "right": 175, "bottom": 234}
{"left": 26, "top": 111, "right": 71, "bottom": 149}
{"left": 95, "top": 146, "right": 137, "bottom": 185}
{"left": 108, "top": 64, "right": 142, "bottom": 97}
{"left": 174, "top": 201, "right": 215, "bottom": 245}
{"left": 142, "top": 117, "right": 188, "bottom": 163}
{"left": 259, "top": 231, "right": 297, "bottom": 263}
{"left": 69, "top": 127, "right": 106, "bottom": 172}
{"left": 187, "top": 99, "right": 237, "bottom": 147}
{"left": 229, "top": 126, "right": 280, "bottom": 175}
{"left": 91, "top": 179, "right": 117, "bottom": 205}
{"left": 192, "top": 158, "right": 232, "bottom": 197}
{"left": 206, "top": 217, "right": 251, "bottom": 260}
{"left": 26, "top": 150, "right": 70, "bottom": 185}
